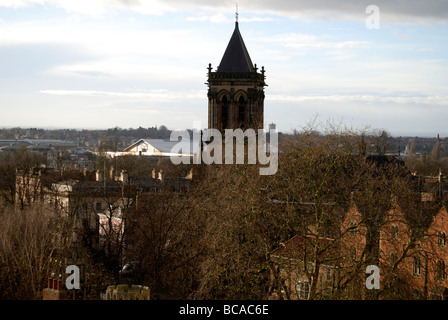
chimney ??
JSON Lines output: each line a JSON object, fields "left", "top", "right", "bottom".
{"left": 120, "top": 170, "right": 128, "bottom": 183}
{"left": 96, "top": 170, "right": 103, "bottom": 181}
{"left": 185, "top": 168, "right": 193, "bottom": 180}
{"left": 109, "top": 166, "right": 115, "bottom": 180}
{"left": 158, "top": 169, "right": 163, "bottom": 181}
{"left": 152, "top": 168, "right": 156, "bottom": 179}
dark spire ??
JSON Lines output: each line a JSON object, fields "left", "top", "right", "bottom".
{"left": 217, "top": 19, "right": 254, "bottom": 73}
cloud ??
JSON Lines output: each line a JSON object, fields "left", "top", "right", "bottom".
{"left": 252, "top": 32, "right": 373, "bottom": 62}
{"left": 186, "top": 13, "right": 275, "bottom": 23}
{"left": 1, "top": 0, "right": 447, "bottom": 22}
{"left": 39, "top": 89, "right": 204, "bottom": 102}
{"left": 231, "top": 0, "right": 448, "bottom": 23}
{"left": 149, "top": 0, "right": 448, "bottom": 23}
{"left": 266, "top": 94, "right": 448, "bottom": 106}
{"left": 186, "top": 13, "right": 231, "bottom": 23}
{"left": 0, "top": 0, "right": 169, "bottom": 17}
{"left": 39, "top": 89, "right": 173, "bottom": 99}
{"left": 0, "top": 13, "right": 219, "bottom": 55}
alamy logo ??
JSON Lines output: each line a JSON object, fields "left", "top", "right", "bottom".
{"left": 169, "top": 126, "right": 278, "bottom": 176}
{"left": 365, "top": 5, "right": 380, "bottom": 30}
{"left": 365, "top": 265, "right": 380, "bottom": 290}
{"left": 65, "top": 265, "right": 80, "bottom": 290}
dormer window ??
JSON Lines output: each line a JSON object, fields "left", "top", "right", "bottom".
{"left": 390, "top": 224, "right": 399, "bottom": 241}
{"left": 350, "top": 221, "right": 358, "bottom": 237}
{"left": 437, "top": 231, "right": 446, "bottom": 248}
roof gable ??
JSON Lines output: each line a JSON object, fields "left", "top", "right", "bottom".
{"left": 123, "top": 138, "right": 199, "bottom": 155}
{"left": 429, "top": 206, "right": 448, "bottom": 234}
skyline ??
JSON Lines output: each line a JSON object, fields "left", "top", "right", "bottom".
{"left": 0, "top": 1, "right": 447, "bottom": 137}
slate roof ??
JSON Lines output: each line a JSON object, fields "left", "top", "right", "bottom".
{"left": 217, "top": 21, "right": 254, "bottom": 73}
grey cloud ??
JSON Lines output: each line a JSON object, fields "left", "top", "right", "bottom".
{"left": 115, "top": 0, "right": 141, "bottom": 7}
{"left": 152, "top": 0, "right": 448, "bottom": 23}
{"left": 6, "top": 1, "right": 447, "bottom": 22}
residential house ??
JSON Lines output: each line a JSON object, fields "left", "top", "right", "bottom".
{"left": 268, "top": 234, "right": 338, "bottom": 300}
{"left": 108, "top": 138, "right": 199, "bottom": 158}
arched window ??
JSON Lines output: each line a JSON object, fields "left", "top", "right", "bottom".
{"left": 238, "top": 95, "right": 246, "bottom": 128}
{"left": 221, "top": 95, "right": 229, "bottom": 129}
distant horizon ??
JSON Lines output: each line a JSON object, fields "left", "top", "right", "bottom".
{"left": 0, "top": 124, "right": 444, "bottom": 139}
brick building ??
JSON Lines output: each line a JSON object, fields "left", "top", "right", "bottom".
{"left": 269, "top": 197, "right": 448, "bottom": 299}
{"left": 268, "top": 234, "right": 338, "bottom": 300}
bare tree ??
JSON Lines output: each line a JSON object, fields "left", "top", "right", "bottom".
{"left": 0, "top": 201, "right": 70, "bottom": 299}
{"left": 123, "top": 187, "right": 205, "bottom": 299}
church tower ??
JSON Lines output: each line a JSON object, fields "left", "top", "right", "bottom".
{"left": 206, "top": 18, "right": 266, "bottom": 133}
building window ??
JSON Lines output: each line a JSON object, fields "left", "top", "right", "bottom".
{"left": 437, "top": 231, "right": 446, "bottom": 248}
{"left": 238, "top": 95, "right": 245, "bottom": 128}
{"left": 350, "top": 221, "right": 358, "bottom": 237}
{"left": 436, "top": 259, "right": 446, "bottom": 281}
{"left": 413, "top": 256, "right": 421, "bottom": 276}
{"left": 221, "top": 96, "right": 229, "bottom": 129}
{"left": 390, "top": 224, "right": 399, "bottom": 241}
{"left": 296, "top": 281, "right": 310, "bottom": 300}
{"left": 96, "top": 202, "right": 102, "bottom": 211}
{"left": 325, "top": 267, "right": 332, "bottom": 282}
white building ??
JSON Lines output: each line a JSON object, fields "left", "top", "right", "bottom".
{"left": 107, "top": 138, "right": 200, "bottom": 158}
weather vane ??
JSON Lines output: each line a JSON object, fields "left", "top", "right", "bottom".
{"left": 235, "top": 3, "right": 239, "bottom": 22}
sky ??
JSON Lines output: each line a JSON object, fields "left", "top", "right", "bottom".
{"left": 0, "top": 0, "right": 447, "bottom": 137}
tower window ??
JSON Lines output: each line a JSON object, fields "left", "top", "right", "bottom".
{"left": 238, "top": 95, "right": 246, "bottom": 128}
{"left": 221, "top": 96, "right": 228, "bottom": 129}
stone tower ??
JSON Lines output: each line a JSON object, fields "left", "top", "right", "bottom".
{"left": 206, "top": 20, "right": 266, "bottom": 133}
